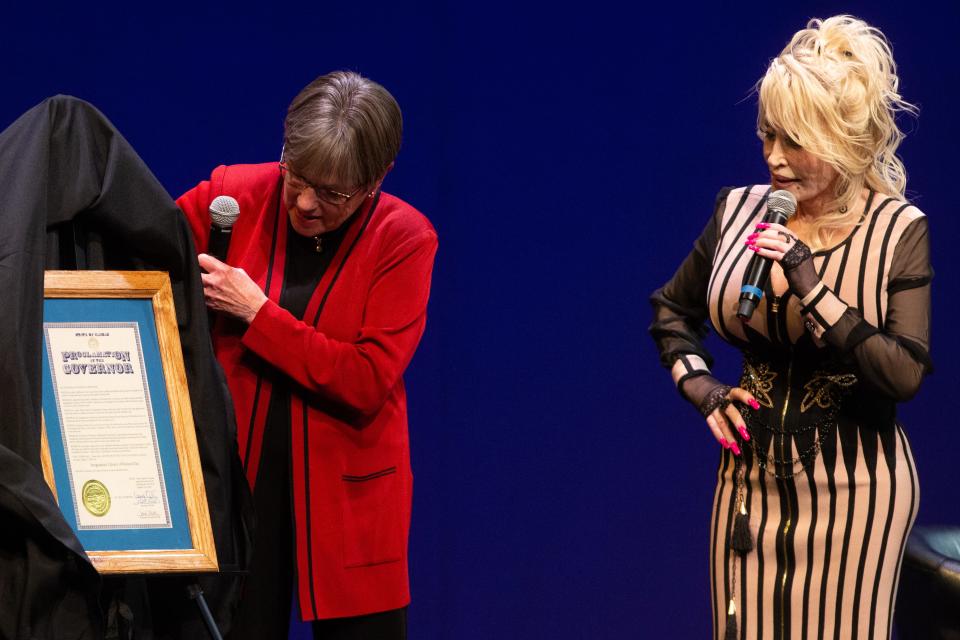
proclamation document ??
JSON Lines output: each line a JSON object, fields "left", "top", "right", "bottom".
{"left": 43, "top": 322, "right": 172, "bottom": 530}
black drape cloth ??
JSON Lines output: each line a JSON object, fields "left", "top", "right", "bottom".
{"left": 0, "top": 95, "right": 253, "bottom": 639}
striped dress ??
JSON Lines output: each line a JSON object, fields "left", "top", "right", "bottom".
{"left": 650, "top": 185, "right": 932, "bottom": 639}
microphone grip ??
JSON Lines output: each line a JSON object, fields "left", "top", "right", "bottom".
{"left": 736, "top": 210, "right": 789, "bottom": 321}
{"left": 205, "top": 226, "right": 232, "bottom": 333}
{"left": 737, "top": 258, "right": 772, "bottom": 321}
{"left": 208, "top": 226, "right": 232, "bottom": 263}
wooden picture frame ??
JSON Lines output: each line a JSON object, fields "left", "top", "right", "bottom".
{"left": 40, "top": 271, "right": 217, "bottom": 575}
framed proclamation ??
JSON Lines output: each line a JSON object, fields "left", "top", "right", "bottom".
{"left": 40, "top": 271, "right": 218, "bottom": 575}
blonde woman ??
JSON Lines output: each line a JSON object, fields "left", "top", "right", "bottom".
{"left": 650, "top": 16, "right": 930, "bottom": 639}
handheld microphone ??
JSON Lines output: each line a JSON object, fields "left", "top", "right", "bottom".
{"left": 736, "top": 189, "right": 798, "bottom": 321}
{"left": 208, "top": 195, "right": 240, "bottom": 263}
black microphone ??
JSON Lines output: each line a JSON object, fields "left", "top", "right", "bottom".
{"left": 736, "top": 189, "right": 798, "bottom": 321}
{"left": 208, "top": 195, "right": 240, "bottom": 263}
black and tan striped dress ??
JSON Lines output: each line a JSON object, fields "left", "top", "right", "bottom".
{"left": 650, "top": 185, "right": 932, "bottom": 639}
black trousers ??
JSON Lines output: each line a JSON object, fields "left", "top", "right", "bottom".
{"left": 227, "top": 388, "right": 406, "bottom": 640}
{"left": 311, "top": 607, "right": 407, "bottom": 640}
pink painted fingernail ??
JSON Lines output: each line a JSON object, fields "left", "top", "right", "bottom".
{"left": 738, "top": 426, "right": 751, "bottom": 441}
{"left": 749, "top": 245, "right": 760, "bottom": 252}
{"left": 749, "top": 399, "right": 760, "bottom": 410}
{"left": 731, "top": 443, "right": 742, "bottom": 456}
{"left": 748, "top": 233, "right": 759, "bottom": 241}
{"left": 756, "top": 222, "right": 769, "bottom": 229}
{"left": 719, "top": 439, "right": 730, "bottom": 449}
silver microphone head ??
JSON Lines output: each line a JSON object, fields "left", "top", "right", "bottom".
{"left": 767, "top": 189, "right": 798, "bottom": 219}
{"left": 209, "top": 195, "right": 240, "bottom": 230}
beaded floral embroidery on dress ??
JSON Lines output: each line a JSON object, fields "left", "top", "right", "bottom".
{"left": 739, "top": 359, "right": 858, "bottom": 479}
{"left": 740, "top": 360, "right": 777, "bottom": 409}
{"left": 799, "top": 371, "right": 858, "bottom": 413}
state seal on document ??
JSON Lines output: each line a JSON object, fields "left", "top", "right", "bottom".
{"left": 82, "top": 479, "right": 111, "bottom": 516}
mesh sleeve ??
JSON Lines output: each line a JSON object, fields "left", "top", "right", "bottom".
{"left": 649, "top": 188, "right": 728, "bottom": 394}
{"left": 799, "top": 215, "right": 932, "bottom": 400}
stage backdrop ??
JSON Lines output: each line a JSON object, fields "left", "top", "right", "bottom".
{"left": 3, "top": 2, "right": 956, "bottom": 637}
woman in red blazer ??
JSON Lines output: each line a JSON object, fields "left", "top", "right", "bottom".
{"left": 177, "top": 71, "right": 437, "bottom": 639}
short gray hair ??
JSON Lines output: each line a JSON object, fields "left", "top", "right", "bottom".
{"left": 283, "top": 71, "right": 402, "bottom": 188}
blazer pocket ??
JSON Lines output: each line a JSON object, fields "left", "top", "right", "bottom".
{"left": 341, "top": 466, "right": 402, "bottom": 568}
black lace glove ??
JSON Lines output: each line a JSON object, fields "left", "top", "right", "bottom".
{"left": 781, "top": 236, "right": 819, "bottom": 298}
{"left": 680, "top": 373, "right": 752, "bottom": 455}
{"left": 747, "top": 224, "right": 820, "bottom": 298}
{"left": 680, "top": 374, "right": 733, "bottom": 417}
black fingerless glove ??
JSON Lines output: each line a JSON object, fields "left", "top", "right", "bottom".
{"left": 782, "top": 238, "right": 819, "bottom": 298}
{"left": 680, "top": 374, "right": 733, "bottom": 418}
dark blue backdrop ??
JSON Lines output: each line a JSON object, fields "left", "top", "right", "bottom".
{"left": 4, "top": 3, "right": 957, "bottom": 638}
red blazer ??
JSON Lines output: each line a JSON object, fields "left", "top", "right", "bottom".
{"left": 177, "top": 163, "right": 437, "bottom": 620}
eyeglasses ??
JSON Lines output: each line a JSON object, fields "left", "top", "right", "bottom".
{"left": 278, "top": 153, "right": 363, "bottom": 206}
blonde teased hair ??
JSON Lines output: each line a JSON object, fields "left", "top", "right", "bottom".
{"left": 757, "top": 15, "right": 916, "bottom": 250}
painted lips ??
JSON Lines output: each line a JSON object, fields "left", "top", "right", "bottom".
{"left": 772, "top": 175, "right": 799, "bottom": 188}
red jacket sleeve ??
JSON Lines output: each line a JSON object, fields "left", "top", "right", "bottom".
{"left": 240, "top": 228, "right": 438, "bottom": 417}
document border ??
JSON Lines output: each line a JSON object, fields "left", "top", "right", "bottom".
{"left": 41, "top": 271, "right": 218, "bottom": 575}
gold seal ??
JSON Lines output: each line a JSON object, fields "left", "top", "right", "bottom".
{"left": 82, "top": 479, "right": 111, "bottom": 517}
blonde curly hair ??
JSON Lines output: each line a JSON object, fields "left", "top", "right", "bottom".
{"left": 756, "top": 15, "right": 916, "bottom": 250}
